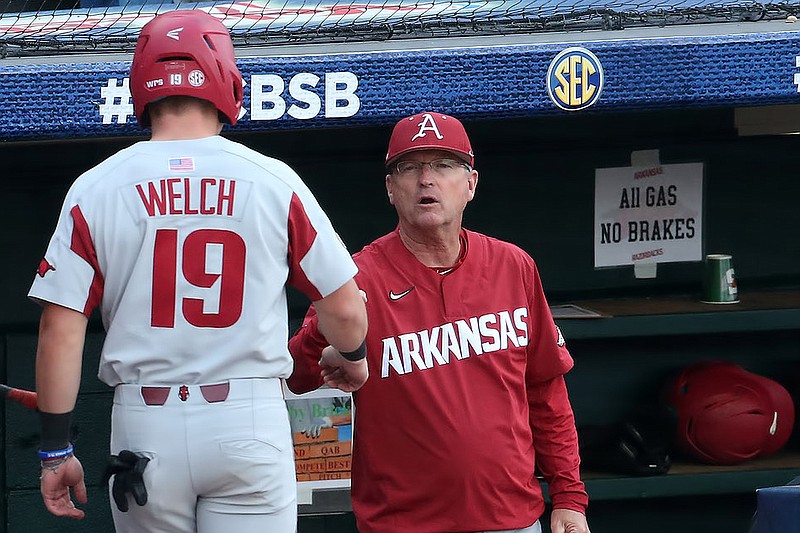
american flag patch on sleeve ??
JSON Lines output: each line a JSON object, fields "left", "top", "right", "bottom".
{"left": 168, "top": 157, "right": 195, "bottom": 172}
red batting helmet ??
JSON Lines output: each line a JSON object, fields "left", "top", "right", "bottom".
{"left": 130, "top": 10, "right": 243, "bottom": 127}
{"left": 666, "top": 361, "right": 795, "bottom": 465}
{"left": 385, "top": 112, "right": 474, "bottom": 167}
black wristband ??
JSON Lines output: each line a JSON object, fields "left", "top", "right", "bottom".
{"left": 39, "top": 411, "right": 73, "bottom": 452}
{"left": 339, "top": 340, "right": 367, "bottom": 361}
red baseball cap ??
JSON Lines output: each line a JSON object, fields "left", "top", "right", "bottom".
{"left": 385, "top": 112, "right": 474, "bottom": 167}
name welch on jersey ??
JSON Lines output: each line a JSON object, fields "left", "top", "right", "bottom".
{"left": 380, "top": 307, "right": 530, "bottom": 378}
{"left": 135, "top": 177, "right": 237, "bottom": 216}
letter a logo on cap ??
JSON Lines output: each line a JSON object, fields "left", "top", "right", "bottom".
{"left": 411, "top": 113, "right": 444, "bottom": 142}
{"left": 386, "top": 111, "right": 474, "bottom": 166}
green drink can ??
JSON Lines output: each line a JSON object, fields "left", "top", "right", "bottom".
{"left": 701, "top": 254, "right": 739, "bottom": 304}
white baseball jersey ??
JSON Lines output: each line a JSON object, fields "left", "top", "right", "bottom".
{"left": 29, "top": 135, "right": 357, "bottom": 386}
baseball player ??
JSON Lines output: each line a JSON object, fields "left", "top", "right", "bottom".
{"left": 290, "top": 112, "right": 590, "bottom": 533}
{"left": 29, "top": 10, "right": 367, "bottom": 533}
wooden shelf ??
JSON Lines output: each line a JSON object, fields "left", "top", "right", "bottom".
{"left": 554, "top": 289, "right": 800, "bottom": 339}
{"left": 576, "top": 451, "right": 800, "bottom": 501}
{"left": 300, "top": 452, "right": 800, "bottom": 513}
{"left": 298, "top": 488, "right": 353, "bottom": 516}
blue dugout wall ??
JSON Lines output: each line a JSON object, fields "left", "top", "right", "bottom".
{"left": 1, "top": 21, "right": 800, "bottom": 140}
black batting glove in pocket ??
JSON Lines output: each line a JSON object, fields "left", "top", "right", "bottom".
{"left": 102, "top": 449, "right": 150, "bottom": 512}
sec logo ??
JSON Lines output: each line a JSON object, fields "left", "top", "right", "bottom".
{"left": 547, "top": 47, "right": 604, "bottom": 111}
{"left": 188, "top": 70, "right": 206, "bottom": 87}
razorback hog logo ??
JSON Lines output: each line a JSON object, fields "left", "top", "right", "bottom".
{"left": 178, "top": 385, "right": 190, "bottom": 401}
{"left": 37, "top": 259, "right": 56, "bottom": 277}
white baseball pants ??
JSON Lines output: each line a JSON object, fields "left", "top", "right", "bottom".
{"left": 110, "top": 378, "right": 297, "bottom": 533}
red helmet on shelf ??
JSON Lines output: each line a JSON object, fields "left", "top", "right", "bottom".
{"left": 666, "top": 361, "right": 795, "bottom": 465}
{"left": 130, "top": 10, "right": 243, "bottom": 127}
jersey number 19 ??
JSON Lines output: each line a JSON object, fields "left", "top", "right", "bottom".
{"left": 151, "top": 228, "right": 245, "bottom": 329}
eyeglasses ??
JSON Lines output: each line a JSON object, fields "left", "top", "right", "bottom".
{"left": 391, "top": 158, "right": 471, "bottom": 177}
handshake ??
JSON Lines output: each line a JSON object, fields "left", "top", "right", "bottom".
{"left": 318, "top": 345, "right": 369, "bottom": 393}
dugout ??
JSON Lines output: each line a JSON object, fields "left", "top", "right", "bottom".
{"left": 0, "top": 2, "right": 799, "bottom": 532}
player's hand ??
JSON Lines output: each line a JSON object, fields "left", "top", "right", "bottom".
{"left": 319, "top": 345, "right": 369, "bottom": 392}
{"left": 551, "top": 508, "right": 590, "bottom": 533}
{"left": 40, "top": 455, "right": 88, "bottom": 520}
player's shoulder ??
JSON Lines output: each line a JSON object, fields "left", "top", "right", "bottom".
{"left": 466, "top": 229, "right": 533, "bottom": 259}
{"left": 351, "top": 232, "right": 398, "bottom": 273}
{"left": 352, "top": 232, "right": 397, "bottom": 260}
{"left": 215, "top": 137, "right": 302, "bottom": 185}
{"left": 466, "top": 229, "right": 539, "bottom": 272}
{"left": 68, "top": 142, "right": 146, "bottom": 193}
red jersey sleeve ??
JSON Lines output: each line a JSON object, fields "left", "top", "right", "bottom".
{"left": 525, "top": 261, "right": 573, "bottom": 382}
{"left": 524, "top": 259, "right": 587, "bottom": 512}
{"left": 286, "top": 193, "right": 322, "bottom": 301}
{"left": 286, "top": 192, "right": 358, "bottom": 302}
{"left": 287, "top": 305, "right": 327, "bottom": 394}
{"left": 527, "top": 376, "right": 588, "bottom": 512}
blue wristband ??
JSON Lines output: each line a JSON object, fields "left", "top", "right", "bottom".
{"left": 38, "top": 443, "right": 74, "bottom": 460}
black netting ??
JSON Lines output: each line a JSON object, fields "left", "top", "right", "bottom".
{"left": 1, "top": 0, "right": 798, "bottom": 56}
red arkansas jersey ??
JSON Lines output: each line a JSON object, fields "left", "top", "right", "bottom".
{"left": 289, "top": 229, "right": 588, "bottom": 533}
{"left": 29, "top": 135, "right": 357, "bottom": 386}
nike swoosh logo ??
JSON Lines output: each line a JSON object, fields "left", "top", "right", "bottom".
{"left": 388, "top": 287, "right": 415, "bottom": 301}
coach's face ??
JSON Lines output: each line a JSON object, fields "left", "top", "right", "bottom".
{"left": 385, "top": 149, "right": 478, "bottom": 231}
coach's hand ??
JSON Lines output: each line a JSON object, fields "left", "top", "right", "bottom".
{"left": 102, "top": 450, "right": 150, "bottom": 512}
{"left": 41, "top": 455, "right": 87, "bottom": 520}
{"left": 551, "top": 508, "right": 590, "bottom": 533}
{"left": 319, "top": 345, "right": 369, "bottom": 392}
